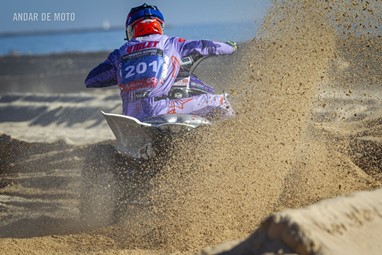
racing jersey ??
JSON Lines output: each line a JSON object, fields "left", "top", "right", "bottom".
{"left": 85, "top": 34, "right": 236, "bottom": 120}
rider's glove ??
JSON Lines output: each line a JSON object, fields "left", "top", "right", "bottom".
{"left": 226, "top": 41, "right": 238, "bottom": 51}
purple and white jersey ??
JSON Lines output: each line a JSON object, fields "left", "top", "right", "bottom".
{"left": 85, "top": 34, "right": 235, "bottom": 121}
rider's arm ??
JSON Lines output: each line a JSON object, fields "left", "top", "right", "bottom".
{"left": 84, "top": 50, "right": 119, "bottom": 88}
{"left": 175, "top": 39, "right": 236, "bottom": 58}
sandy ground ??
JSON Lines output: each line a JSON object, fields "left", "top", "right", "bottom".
{"left": 1, "top": 1, "right": 382, "bottom": 254}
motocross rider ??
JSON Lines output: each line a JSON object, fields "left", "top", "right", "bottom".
{"left": 85, "top": 3, "right": 237, "bottom": 121}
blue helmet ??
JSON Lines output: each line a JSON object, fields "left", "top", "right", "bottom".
{"left": 126, "top": 3, "right": 165, "bottom": 40}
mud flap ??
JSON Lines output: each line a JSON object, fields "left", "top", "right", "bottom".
{"left": 102, "top": 112, "right": 158, "bottom": 160}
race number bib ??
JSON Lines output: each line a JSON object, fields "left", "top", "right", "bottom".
{"left": 120, "top": 48, "right": 164, "bottom": 92}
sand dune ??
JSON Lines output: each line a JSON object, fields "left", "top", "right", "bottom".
{"left": 201, "top": 188, "right": 382, "bottom": 255}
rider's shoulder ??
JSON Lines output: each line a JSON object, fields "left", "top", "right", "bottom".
{"left": 107, "top": 48, "right": 121, "bottom": 59}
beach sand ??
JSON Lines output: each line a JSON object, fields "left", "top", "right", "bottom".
{"left": 1, "top": 1, "right": 382, "bottom": 254}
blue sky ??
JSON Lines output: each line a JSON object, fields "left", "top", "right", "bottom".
{"left": 1, "top": 0, "right": 271, "bottom": 33}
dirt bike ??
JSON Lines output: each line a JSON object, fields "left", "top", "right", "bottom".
{"left": 80, "top": 55, "right": 231, "bottom": 228}
{"left": 102, "top": 55, "right": 224, "bottom": 160}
